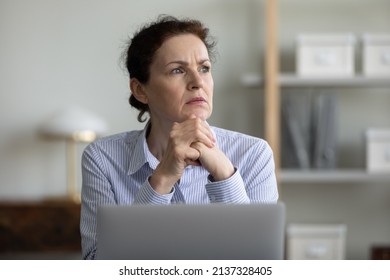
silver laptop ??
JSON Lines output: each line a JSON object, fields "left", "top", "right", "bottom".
{"left": 96, "top": 203, "right": 285, "bottom": 260}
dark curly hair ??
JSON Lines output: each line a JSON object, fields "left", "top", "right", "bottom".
{"left": 124, "top": 15, "right": 217, "bottom": 122}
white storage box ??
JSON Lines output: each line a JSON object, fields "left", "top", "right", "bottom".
{"left": 287, "top": 224, "right": 347, "bottom": 260}
{"left": 362, "top": 34, "right": 390, "bottom": 77}
{"left": 296, "top": 33, "right": 356, "bottom": 77}
{"left": 366, "top": 129, "right": 390, "bottom": 173}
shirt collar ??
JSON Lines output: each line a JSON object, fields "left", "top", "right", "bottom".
{"left": 127, "top": 122, "right": 159, "bottom": 175}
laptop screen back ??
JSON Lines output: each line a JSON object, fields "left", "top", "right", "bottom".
{"left": 96, "top": 203, "right": 285, "bottom": 260}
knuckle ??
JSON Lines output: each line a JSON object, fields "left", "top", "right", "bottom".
{"left": 194, "top": 130, "right": 202, "bottom": 139}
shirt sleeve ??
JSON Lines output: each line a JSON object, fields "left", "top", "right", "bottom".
{"left": 80, "top": 143, "right": 115, "bottom": 260}
{"left": 133, "top": 178, "right": 175, "bottom": 204}
{"left": 205, "top": 168, "right": 250, "bottom": 204}
{"left": 205, "top": 137, "right": 278, "bottom": 204}
{"left": 243, "top": 140, "right": 279, "bottom": 203}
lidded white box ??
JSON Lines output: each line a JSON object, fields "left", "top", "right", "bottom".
{"left": 362, "top": 34, "right": 390, "bottom": 77}
{"left": 366, "top": 128, "right": 390, "bottom": 173}
{"left": 296, "top": 33, "right": 356, "bottom": 77}
{"left": 287, "top": 224, "right": 347, "bottom": 260}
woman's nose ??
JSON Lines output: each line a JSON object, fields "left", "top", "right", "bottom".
{"left": 187, "top": 70, "right": 204, "bottom": 90}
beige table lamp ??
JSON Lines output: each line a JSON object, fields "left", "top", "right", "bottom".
{"left": 39, "top": 106, "right": 108, "bottom": 202}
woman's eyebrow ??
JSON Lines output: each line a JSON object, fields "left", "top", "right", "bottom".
{"left": 165, "top": 60, "right": 188, "bottom": 67}
{"left": 165, "top": 59, "right": 210, "bottom": 67}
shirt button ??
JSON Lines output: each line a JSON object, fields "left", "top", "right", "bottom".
{"left": 209, "top": 195, "right": 216, "bottom": 202}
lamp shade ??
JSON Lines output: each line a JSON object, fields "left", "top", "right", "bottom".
{"left": 39, "top": 106, "right": 108, "bottom": 142}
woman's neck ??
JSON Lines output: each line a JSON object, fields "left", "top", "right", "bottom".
{"left": 146, "top": 119, "right": 171, "bottom": 161}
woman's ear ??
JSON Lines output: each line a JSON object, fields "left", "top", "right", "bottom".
{"left": 130, "top": 78, "right": 148, "bottom": 104}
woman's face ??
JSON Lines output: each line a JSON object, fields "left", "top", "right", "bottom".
{"left": 142, "top": 34, "right": 214, "bottom": 125}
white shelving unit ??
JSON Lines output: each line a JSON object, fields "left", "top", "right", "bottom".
{"left": 258, "top": 1, "right": 390, "bottom": 188}
{"left": 280, "top": 169, "right": 390, "bottom": 184}
{"left": 241, "top": 73, "right": 390, "bottom": 88}
{"left": 260, "top": 0, "right": 390, "bottom": 260}
{"left": 242, "top": 72, "right": 390, "bottom": 184}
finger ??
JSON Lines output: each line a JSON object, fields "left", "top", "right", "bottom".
{"left": 190, "top": 141, "right": 202, "bottom": 151}
{"left": 200, "top": 121, "right": 216, "bottom": 143}
{"left": 171, "top": 117, "right": 215, "bottom": 148}
{"left": 185, "top": 159, "right": 201, "bottom": 166}
{"left": 186, "top": 146, "right": 201, "bottom": 162}
{"left": 184, "top": 116, "right": 214, "bottom": 142}
{"left": 191, "top": 118, "right": 215, "bottom": 147}
{"left": 190, "top": 142, "right": 207, "bottom": 163}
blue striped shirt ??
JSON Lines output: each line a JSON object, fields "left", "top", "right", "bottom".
{"left": 80, "top": 125, "right": 278, "bottom": 259}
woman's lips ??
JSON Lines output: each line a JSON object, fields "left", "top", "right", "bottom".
{"left": 186, "top": 97, "right": 206, "bottom": 104}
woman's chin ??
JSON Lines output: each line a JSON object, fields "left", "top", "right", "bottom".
{"left": 187, "top": 108, "right": 211, "bottom": 121}
{"left": 186, "top": 110, "right": 210, "bottom": 121}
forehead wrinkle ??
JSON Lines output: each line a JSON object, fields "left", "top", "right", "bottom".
{"left": 164, "top": 59, "right": 211, "bottom": 67}
{"left": 153, "top": 34, "right": 210, "bottom": 68}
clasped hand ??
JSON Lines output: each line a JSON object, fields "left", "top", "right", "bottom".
{"left": 149, "top": 116, "right": 235, "bottom": 194}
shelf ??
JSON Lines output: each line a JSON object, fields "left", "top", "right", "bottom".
{"left": 241, "top": 73, "right": 390, "bottom": 88}
{"left": 279, "top": 169, "right": 390, "bottom": 184}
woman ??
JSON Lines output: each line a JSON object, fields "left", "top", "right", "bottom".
{"left": 80, "top": 15, "right": 278, "bottom": 260}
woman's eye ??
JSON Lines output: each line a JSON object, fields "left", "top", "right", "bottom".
{"left": 199, "top": 66, "right": 210, "bottom": 73}
{"left": 171, "top": 68, "right": 183, "bottom": 74}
